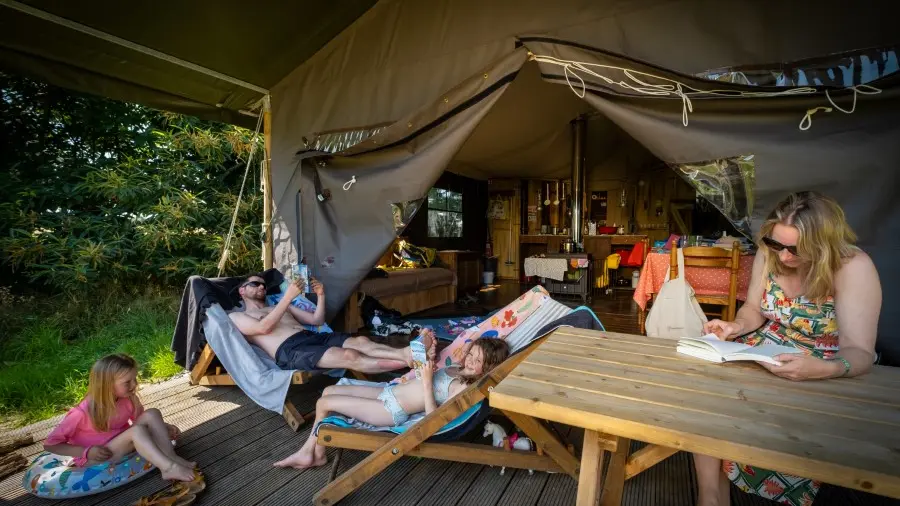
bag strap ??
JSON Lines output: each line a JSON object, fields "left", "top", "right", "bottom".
{"left": 662, "top": 247, "right": 687, "bottom": 282}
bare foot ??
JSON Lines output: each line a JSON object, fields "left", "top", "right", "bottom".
{"left": 174, "top": 456, "right": 197, "bottom": 469}
{"left": 422, "top": 330, "right": 436, "bottom": 360}
{"left": 406, "top": 330, "right": 437, "bottom": 367}
{"left": 161, "top": 462, "right": 196, "bottom": 482}
{"left": 273, "top": 449, "right": 327, "bottom": 470}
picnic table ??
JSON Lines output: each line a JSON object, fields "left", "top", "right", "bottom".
{"left": 489, "top": 328, "right": 900, "bottom": 506}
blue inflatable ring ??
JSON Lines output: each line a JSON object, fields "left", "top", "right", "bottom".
{"left": 23, "top": 451, "right": 155, "bottom": 498}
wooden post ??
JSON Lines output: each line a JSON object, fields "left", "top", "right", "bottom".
{"left": 578, "top": 429, "right": 606, "bottom": 506}
{"left": 262, "top": 95, "right": 274, "bottom": 270}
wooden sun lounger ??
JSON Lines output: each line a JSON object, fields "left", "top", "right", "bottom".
{"left": 190, "top": 342, "right": 371, "bottom": 432}
{"left": 189, "top": 343, "right": 313, "bottom": 431}
{"left": 314, "top": 336, "right": 582, "bottom": 506}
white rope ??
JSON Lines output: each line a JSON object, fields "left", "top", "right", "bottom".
{"left": 342, "top": 175, "right": 357, "bottom": 191}
{"left": 530, "top": 54, "right": 881, "bottom": 130}
{"left": 217, "top": 100, "right": 266, "bottom": 276}
{"left": 798, "top": 84, "right": 882, "bottom": 130}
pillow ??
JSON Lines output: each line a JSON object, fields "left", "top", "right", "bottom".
{"left": 23, "top": 451, "right": 154, "bottom": 499}
{"left": 398, "top": 241, "right": 437, "bottom": 268}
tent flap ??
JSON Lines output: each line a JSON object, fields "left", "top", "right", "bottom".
{"left": 272, "top": 50, "right": 528, "bottom": 319}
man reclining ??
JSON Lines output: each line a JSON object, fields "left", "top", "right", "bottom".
{"left": 229, "top": 274, "right": 433, "bottom": 373}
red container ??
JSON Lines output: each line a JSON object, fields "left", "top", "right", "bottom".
{"left": 598, "top": 226, "right": 617, "bottom": 234}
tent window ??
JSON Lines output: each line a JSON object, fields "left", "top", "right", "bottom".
{"left": 427, "top": 188, "right": 463, "bottom": 238}
{"left": 673, "top": 155, "right": 755, "bottom": 237}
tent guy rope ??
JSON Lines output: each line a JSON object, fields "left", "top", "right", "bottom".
{"left": 528, "top": 53, "right": 882, "bottom": 130}
{"left": 217, "top": 99, "right": 266, "bottom": 276}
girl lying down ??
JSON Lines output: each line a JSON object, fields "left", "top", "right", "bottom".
{"left": 274, "top": 331, "right": 510, "bottom": 469}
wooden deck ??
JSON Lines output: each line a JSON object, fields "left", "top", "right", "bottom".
{"left": 3, "top": 371, "right": 897, "bottom": 506}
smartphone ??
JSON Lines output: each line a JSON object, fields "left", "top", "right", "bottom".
{"left": 291, "top": 263, "right": 310, "bottom": 294}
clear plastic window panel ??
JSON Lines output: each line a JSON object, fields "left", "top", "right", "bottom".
{"left": 672, "top": 155, "right": 755, "bottom": 237}
{"left": 696, "top": 46, "right": 899, "bottom": 88}
{"left": 391, "top": 198, "right": 423, "bottom": 235}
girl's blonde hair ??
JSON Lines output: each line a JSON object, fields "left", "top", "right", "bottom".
{"left": 758, "top": 191, "right": 859, "bottom": 302}
{"left": 87, "top": 354, "right": 139, "bottom": 432}
{"left": 460, "top": 338, "right": 510, "bottom": 385}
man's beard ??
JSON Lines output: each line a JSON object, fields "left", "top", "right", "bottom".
{"left": 247, "top": 291, "right": 266, "bottom": 302}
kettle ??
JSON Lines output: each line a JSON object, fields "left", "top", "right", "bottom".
{"left": 562, "top": 239, "right": 575, "bottom": 253}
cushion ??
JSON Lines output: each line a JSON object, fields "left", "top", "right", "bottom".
{"left": 23, "top": 451, "right": 154, "bottom": 499}
{"left": 359, "top": 267, "right": 455, "bottom": 299}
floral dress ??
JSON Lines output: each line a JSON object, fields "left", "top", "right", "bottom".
{"left": 723, "top": 274, "right": 838, "bottom": 506}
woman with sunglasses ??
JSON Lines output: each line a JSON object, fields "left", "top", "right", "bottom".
{"left": 694, "top": 191, "right": 882, "bottom": 506}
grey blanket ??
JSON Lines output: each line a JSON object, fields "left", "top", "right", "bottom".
{"left": 202, "top": 303, "right": 294, "bottom": 413}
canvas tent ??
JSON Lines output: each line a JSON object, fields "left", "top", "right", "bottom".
{"left": 2, "top": 0, "right": 898, "bottom": 362}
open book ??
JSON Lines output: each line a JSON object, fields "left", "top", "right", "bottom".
{"left": 676, "top": 334, "right": 803, "bottom": 366}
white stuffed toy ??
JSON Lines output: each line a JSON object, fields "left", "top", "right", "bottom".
{"left": 483, "top": 421, "right": 535, "bottom": 475}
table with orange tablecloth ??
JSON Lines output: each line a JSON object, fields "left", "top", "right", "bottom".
{"left": 633, "top": 251, "right": 754, "bottom": 310}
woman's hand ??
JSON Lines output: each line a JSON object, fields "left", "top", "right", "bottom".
{"left": 759, "top": 354, "right": 843, "bottom": 381}
{"left": 421, "top": 360, "right": 434, "bottom": 386}
{"left": 166, "top": 423, "right": 181, "bottom": 440}
{"left": 703, "top": 319, "right": 742, "bottom": 341}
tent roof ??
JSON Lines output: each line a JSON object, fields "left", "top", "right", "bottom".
{"left": 3, "top": 0, "right": 896, "bottom": 131}
{"left": 0, "top": 0, "right": 377, "bottom": 127}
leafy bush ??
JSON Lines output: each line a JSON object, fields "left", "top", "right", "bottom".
{"left": 0, "top": 71, "right": 264, "bottom": 293}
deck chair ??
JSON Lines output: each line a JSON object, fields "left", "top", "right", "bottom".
{"left": 190, "top": 304, "right": 314, "bottom": 431}
{"left": 175, "top": 270, "right": 363, "bottom": 432}
{"left": 314, "top": 291, "right": 601, "bottom": 506}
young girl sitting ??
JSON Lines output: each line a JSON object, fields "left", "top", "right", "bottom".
{"left": 274, "top": 334, "right": 510, "bottom": 469}
{"left": 43, "top": 354, "right": 197, "bottom": 482}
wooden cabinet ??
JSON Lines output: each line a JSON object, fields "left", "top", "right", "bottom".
{"left": 438, "top": 250, "right": 482, "bottom": 297}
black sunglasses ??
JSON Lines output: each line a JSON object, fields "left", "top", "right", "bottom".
{"left": 762, "top": 237, "right": 799, "bottom": 256}
{"left": 241, "top": 280, "right": 264, "bottom": 289}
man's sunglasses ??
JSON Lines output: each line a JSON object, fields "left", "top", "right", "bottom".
{"left": 762, "top": 237, "right": 799, "bottom": 256}
{"left": 241, "top": 280, "right": 265, "bottom": 289}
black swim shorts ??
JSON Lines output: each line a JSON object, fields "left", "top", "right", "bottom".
{"left": 274, "top": 331, "right": 351, "bottom": 371}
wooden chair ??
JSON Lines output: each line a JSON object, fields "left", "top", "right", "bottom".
{"left": 313, "top": 335, "right": 581, "bottom": 506}
{"left": 640, "top": 240, "right": 740, "bottom": 333}
{"left": 671, "top": 240, "right": 741, "bottom": 322}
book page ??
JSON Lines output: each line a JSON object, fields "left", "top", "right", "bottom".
{"left": 678, "top": 334, "right": 750, "bottom": 357}
{"left": 727, "top": 343, "right": 804, "bottom": 365}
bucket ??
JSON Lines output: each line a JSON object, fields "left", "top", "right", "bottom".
{"left": 482, "top": 271, "right": 495, "bottom": 285}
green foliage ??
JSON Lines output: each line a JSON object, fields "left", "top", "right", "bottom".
{"left": 0, "top": 71, "right": 264, "bottom": 293}
{"left": 0, "top": 291, "right": 181, "bottom": 427}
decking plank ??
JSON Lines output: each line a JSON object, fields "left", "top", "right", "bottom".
{"left": 412, "top": 461, "right": 483, "bottom": 506}
{"left": 496, "top": 468, "right": 550, "bottom": 506}
{"left": 458, "top": 465, "right": 515, "bottom": 506}
{"left": 254, "top": 449, "right": 361, "bottom": 506}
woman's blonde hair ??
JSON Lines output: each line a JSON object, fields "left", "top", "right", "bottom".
{"left": 459, "top": 339, "right": 510, "bottom": 385}
{"left": 87, "top": 354, "right": 139, "bottom": 432}
{"left": 758, "top": 191, "right": 859, "bottom": 302}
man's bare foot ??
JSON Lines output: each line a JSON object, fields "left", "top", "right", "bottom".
{"left": 161, "top": 462, "right": 196, "bottom": 482}
{"left": 406, "top": 330, "right": 437, "bottom": 367}
{"left": 273, "top": 449, "right": 327, "bottom": 470}
{"left": 422, "top": 330, "right": 436, "bottom": 360}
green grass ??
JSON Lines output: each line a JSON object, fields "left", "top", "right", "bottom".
{"left": 0, "top": 291, "right": 183, "bottom": 428}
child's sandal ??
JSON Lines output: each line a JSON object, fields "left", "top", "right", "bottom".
{"left": 132, "top": 489, "right": 195, "bottom": 506}
{"left": 174, "top": 469, "right": 206, "bottom": 495}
